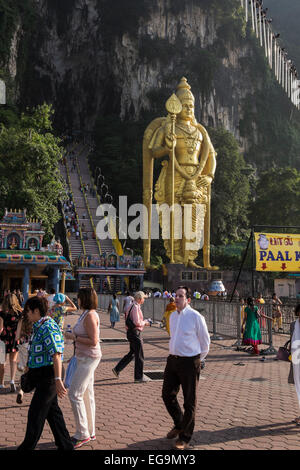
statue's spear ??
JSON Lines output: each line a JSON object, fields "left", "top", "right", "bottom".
{"left": 165, "top": 94, "right": 182, "bottom": 264}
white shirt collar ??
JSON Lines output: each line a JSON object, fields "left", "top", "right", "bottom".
{"left": 176, "top": 305, "right": 189, "bottom": 315}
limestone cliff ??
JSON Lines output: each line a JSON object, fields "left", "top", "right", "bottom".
{"left": 11, "top": 1, "right": 252, "bottom": 143}
{"left": 3, "top": 0, "right": 299, "bottom": 167}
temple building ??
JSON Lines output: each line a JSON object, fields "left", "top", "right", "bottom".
{"left": 0, "top": 209, "right": 70, "bottom": 303}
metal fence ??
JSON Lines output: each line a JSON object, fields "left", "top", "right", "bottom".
{"left": 97, "top": 294, "right": 298, "bottom": 352}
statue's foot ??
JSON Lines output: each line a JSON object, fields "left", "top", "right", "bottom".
{"left": 145, "top": 264, "right": 159, "bottom": 270}
{"left": 171, "top": 257, "right": 184, "bottom": 264}
{"left": 187, "top": 261, "right": 203, "bottom": 269}
{"left": 205, "top": 265, "right": 219, "bottom": 271}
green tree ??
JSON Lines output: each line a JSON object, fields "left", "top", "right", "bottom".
{"left": 0, "top": 104, "right": 64, "bottom": 242}
{"left": 209, "top": 127, "right": 251, "bottom": 245}
{"left": 250, "top": 167, "right": 300, "bottom": 228}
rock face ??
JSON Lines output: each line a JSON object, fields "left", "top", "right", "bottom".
{"left": 15, "top": 0, "right": 261, "bottom": 147}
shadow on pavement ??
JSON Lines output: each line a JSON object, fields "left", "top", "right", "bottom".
{"left": 121, "top": 421, "right": 300, "bottom": 450}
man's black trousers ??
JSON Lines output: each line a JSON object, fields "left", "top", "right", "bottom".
{"left": 18, "top": 366, "right": 73, "bottom": 450}
{"left": 162, "top": 354, "right": 201, "bottom": 443}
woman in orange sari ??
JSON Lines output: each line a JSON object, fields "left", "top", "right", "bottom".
{"left": 161, "top": 297, "right": 176, "bottom": 336}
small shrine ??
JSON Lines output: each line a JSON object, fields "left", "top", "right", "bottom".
{"left": 0, "top": 209, "right": 70, "bottom": 302}
{"left": 0, "top": 208, "right": 44, "bottom": 251}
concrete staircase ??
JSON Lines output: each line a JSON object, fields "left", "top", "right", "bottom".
{"left": 59, "top": 158, "right": 86, "bottom": 260}
{"left": 75, "top": 146, "right": 114, "bottom": 255}
{"left": 59, "top": 143, "right": 116, "bottom": 290}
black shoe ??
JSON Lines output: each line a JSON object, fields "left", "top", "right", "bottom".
{"left": 166, "top": 427, "right": 181, "bottom": 439}
{"left": 10, "top": 383, "right": 16, "bottom": 393}
{"left": 16, "top": 392, "right": 23, "bottom": 404}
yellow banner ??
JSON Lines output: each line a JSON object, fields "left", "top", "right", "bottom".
{"left": 255, "top": 232, "right": 300, "bottom": 272}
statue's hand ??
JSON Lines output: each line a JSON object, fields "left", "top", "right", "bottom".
{"left": 165, "top": 132, "right": 177, "bottom": 150}
{"left": 198, "top": 175, "right": 213, "bottom": 186}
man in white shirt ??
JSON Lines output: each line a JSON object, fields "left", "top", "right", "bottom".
{"left": 162, "top": 286, "right": 210, "bottom": 450}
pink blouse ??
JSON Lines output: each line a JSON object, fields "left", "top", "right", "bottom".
{"left": 73, "top": 310, "right": 102, "bottom": 359}
{"left": 126, "top": 302, "right": 147, "bottom": 332}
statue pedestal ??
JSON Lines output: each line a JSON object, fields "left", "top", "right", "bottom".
{"left": 165, "top": 263, "right": 210, "bottom": 292}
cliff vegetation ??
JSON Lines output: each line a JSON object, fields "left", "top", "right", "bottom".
{"left": 1, "top": 0, "right": 300, "bottom": 263}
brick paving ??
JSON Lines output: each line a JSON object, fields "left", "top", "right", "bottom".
{"left": 0, "top": 310, "right": 300, "bottom": 451}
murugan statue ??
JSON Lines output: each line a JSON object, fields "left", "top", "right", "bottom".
{"left": 143, "top": 77, "right": 218, "bottom": 269}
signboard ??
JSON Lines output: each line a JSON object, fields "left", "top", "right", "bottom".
{"left": 255, "top": 232, "right": 300, "bottom": 272}
{"left": 0, "top": 79, "right": 5, "bottom": 105}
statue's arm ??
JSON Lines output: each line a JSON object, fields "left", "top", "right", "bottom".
{"left": 205, "top": 148, "right": 216, "bottom": 178}
{"left": 149, "top": 126, "right": 172, "bottom": 159}
{"left": 201, "top": 127, "right": 216, "bottom": 179}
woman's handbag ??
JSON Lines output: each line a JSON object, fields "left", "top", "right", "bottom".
{"left": 276, "top": 340, "right": 291, "bottom": 362}
{"left": 20, "top": 370, "right": 35, "bottom": 393}
{"left": 20, "top": 317, "right": 48, "bottom": 393}
{"left": 64, "top": 355, "right": 77, "bottom": 389}
{"left": 0, "top": 340, "right": 5, "bottom": 364}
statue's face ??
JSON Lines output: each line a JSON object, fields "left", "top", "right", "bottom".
{"left": 178, "top": 99, "right": 194, "bottom": 121}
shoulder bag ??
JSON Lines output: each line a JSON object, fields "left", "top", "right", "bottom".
{"left": 276, "top": 340, "right": 291, "bottom": 362}
{"left": 21, "top": 369, "right": 35, "bottom": 393}
{"left": 20, "top": 317, "right": 49, "bottom": 393}
{"left": 64, "top": 355, "right": 77, "bottom": 389}
{"left": 64, "top": 310, "right": 88, "bottom": 389}
{"left": 125, "top": 305, "right": 136, "bottom": 330}
{"left": 0, "top": 339, "right": 6, "bottom": 364}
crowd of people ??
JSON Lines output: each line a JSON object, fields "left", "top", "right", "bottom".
{"left": 63, "top": 191, "right": 82, "bottom": 242}
{"left": 1, "top": 283, "right": 300, "bottom": 451}
{"left": 79, "top": 181, "right": 96, "bottom": 197}
{"left": 62, "top": 152, "right": 97, "bottom": 246}
{"left": 151, "top": 289, "right": 212, "bottom": 301}
{"left": 240, "top": 292, "right": 285, "bottom": 339}
{"left": 0, "top": 287, "right": 102, "bottom": 450}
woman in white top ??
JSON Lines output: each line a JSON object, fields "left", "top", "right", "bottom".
{"left": 46, "top": 288, "right": 56, "bottom": 310}
{"left": 64, "top": 287, "right": 101, "bottom": 449}
{"left": 289, "top": 304, "right": 300, "bottom": 425}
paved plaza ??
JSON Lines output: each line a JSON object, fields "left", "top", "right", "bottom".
{"left": 0, "top": 309, "right": 300, "bottom": 451}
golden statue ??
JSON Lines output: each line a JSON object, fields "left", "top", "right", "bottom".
{"left": 143, "top": 77, "right": 218, "bottom": 269}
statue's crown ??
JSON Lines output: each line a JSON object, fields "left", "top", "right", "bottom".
{"left": 176, "top": 77, "right": 194, "bottom": 103}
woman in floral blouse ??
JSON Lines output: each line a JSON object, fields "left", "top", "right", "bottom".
{"left": 0, "top": 293, "right": 23, "bottom": 392}
{"left": 50, "top": 293, "right": 77, "bottom": 331}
